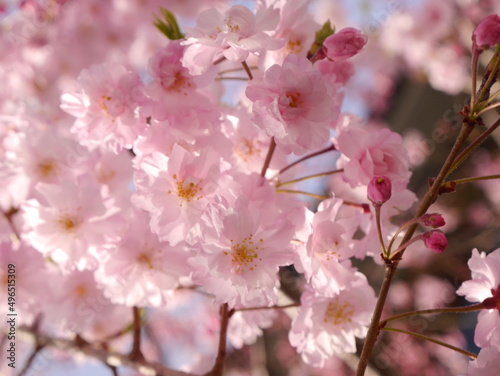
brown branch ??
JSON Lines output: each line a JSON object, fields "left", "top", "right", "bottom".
{"left": 355, "top": 121, "right": 475, "bottom": 376}
{"left": 210, "top": 303, "right": 230, "bottom": 376}
{"left": 18, "top": 327, "right": 194, "bottom": 376}
{"left": 130, "top": 307, "right": 145, "bottom": 362}
{"left": 18, "top": 343, "right": 45, "bottom": 376}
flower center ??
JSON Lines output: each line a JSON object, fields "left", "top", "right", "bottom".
{"left": 323, "top": 298, "right": 354, "bottom": 326}
{"left": 136, "top": 252, "right": 154, "bottom": 270}
{"left": 37, "top": 159, "right": 58, "bottom": 178}
{"left": 164, "top": 71, "right": 192, "bottom": 94}
{"left": 58, "top": 215, "right": 80, "bottom": 233}
{"left": 225, "top": 234, "right": 263, "bottom": 272}
{"left": 75, "top": 285, "right": 87, "bottom": 297}
{"left": 286, "top": 38, "right": 303, "bottom": 54}
{"left": 234, "top": 138, "right": 263, "bottom": 162}
{"left": 96, "top": 168, "right": 116, "bottom": 184}
{"left": 286, "top": 92, "right": 303, "bottom": 108}
{"left": 168, "top": 174, "right": 203, "bottom": 204}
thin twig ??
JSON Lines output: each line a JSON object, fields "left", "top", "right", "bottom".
{"left": 234, "top": 302, "right": 300, "bottom": 312}
{"left": 276, "top": 169, "right": 343, "bottom": 187}
{"left": 380, "top": 302, "right": 486, "bottom": 326}
{"left": 260, "top": 138, "right": 276, "bottom": 178}
{"left": 382, "top": 327, "right": 477, "bottom": 359}
{"left": 242, "top": 61, "right": 253, "bottom": 80}
{"left": 374, "top": 206, "right": 388, "bottom": 257}
{"left": 218, "top": 66, "right": 257, "bottom": 75}
{"left": 450, "top": 174, "right": 500, "bottom": 186}
{"left": 276, "top": 189, "right": 329, "bottom": 200}
{"left": 475, "top": 101, "right": 500, "bottom": 117}
{"left": 447, "top": 116, "right": 500, "bottom": 177}
{"left": 273, "top": 144, "right": 336, "bottom": 178}
{"left": 215, "top": 76, "right": 249, "bottom": 81}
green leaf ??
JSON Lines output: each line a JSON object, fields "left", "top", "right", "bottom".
{"left": 154, "top": 8, "right": 184, "bottom": 40}
{"left": 308, "top": 20, "right": 335, "bottom": 58}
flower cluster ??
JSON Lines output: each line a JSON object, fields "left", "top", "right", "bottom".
{"left": 1, "top": 1, "right": 499, "bottom": 375}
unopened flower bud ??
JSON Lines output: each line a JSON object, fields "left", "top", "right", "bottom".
{"left": 323, "top": 27, "right": 367, "bottom": 61}
{"left": 473, "top": 14, "right": 500, "bottom": 51}
{"left": 420, "top": 213, "right": 446, "bottom": 228}
{"left": 367, "top": 176, "right": 392, "bottom": 206}
{"left": 423, "top": 230, "right": 448, "bottom": 253}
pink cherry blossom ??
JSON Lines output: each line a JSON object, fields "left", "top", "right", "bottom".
{"left": 289, "top": 275, "right": 376, "bottom": 367}
{"left": 246, "top": 54, "right": 339, "bottom": 155}
{"left": 182, "top": 4, "right": 284, "bottom": 75}
{"left": 295, "top": 197, "right": 361, "bottom": 296}
{"left": 316, "top": 59, "right": 355, "bottom": 86}
{"left": 191, "top": 197, "right": 295, "bottom": 307}
{"left": 22, "top": 179, "right": 124, "bottom": 272}
{"left": 95, "top": 210, "right": 190, "bottom": 307}
{"left": 457, "top": 248, "right": 500, "bottom": 348}
{"left": 323, "top": 27, "right": 368, "bottom": 61}
{"left": 132, "top": 144, "right": 223, "bottom": 245}
{"left": 60, "top": 62, "right": 147, "bottom": 153}
{"left": 336, "top": 118, "right": 411, "bottom": 190}
{"left": 260, "top": 0, "right": 320, "bottom": 66}
{"left": 146, "top": 41, "right": 217, "bottom": 121}
{"left": 48, "top": 269, "right": 130, "bottom": 341}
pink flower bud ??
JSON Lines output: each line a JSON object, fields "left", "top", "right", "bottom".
{"left": 423, "top": 230, "right": 448, "bottom": 253}
{"left": 323, "top": 27, "right": 368, "bottom": 61}
{"left": 419, "top": 213, "right": 446, "bottom": 228}
{"left": 473, "top": 14, "right": 500, "bottom": 50}
{"left": 367, "top": 176, "right": 392, "bottom": 206}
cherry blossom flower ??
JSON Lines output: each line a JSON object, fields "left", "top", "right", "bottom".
{"left": 246, "top": 54, "right": 339, "bottom": 155}
{"left": 295, "top": 197, "right": 361, "bottom": 296}
{"left": 60, "top": 62, "right": 147, "bottom": 153}
{"left": 191, "top": 197, "right": 295, "bottom": 307}
{"left": 457, "top": 248, "right": 500, "bottom": 348}
{"left": 336, "top": 117, "right": 411, "bottom": 190}
{"left": 146, "top": 41, "right": 217, "bottom": 121}
{"left": 132, "top": 143, "right": 223, "bottom": 245}
{"left": 95, "top": 210, "right": 190, "bottom": 307}
{"left": 289, "top": 275, "right": 376, "bottom": 367}
{"left": 182, "top": 4, "right": 284, "bottom": 75}
{"left": 22, "top": 179, "right": 124, "bottom": 272}
{"left": 260, "top": 0, "right": 320, "bottom": 66}
{"left": 48, "top": 269, "right": 130, "bottom": 340}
